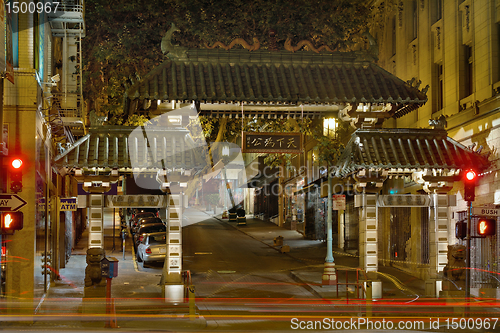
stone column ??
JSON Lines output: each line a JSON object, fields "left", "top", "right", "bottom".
{"left": 163, "top": 194, "right": 184, "bottom": 302}
{"left": 356, "top": 193, "right": 378, "bottom": 272}
{"left": 88, "top": 194, "right": 104, "bottom": 249}
{"left": 427, "top": 193, "right": 452, "bottom": 296}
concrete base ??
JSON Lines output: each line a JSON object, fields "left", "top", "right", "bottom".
{"left": 163, "top": 284, "right": 185, "bottom": 304}
{"left": 478, "top": 288, "right": 500, "bottom": 298}
{"left": 440, "top": 290, "right": 465, "bottom": 316}
{"left": 321, "top": 262, "right": 337, "bottom": 285}
{"left": 84, "top": 282, "right": 106, "bottom": 298}
{"left": 425, "top": 279, "right": 442, "bottom": 297}
{"left": 364, "top": 281, "right": 382, "bottom": 299}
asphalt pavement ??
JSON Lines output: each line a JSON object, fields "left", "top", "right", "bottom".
{"left": 204, "top": 210, "right": 427, "bottom": 301}
{"left": 8, "top": 207, "right": 445, "bottom": 331}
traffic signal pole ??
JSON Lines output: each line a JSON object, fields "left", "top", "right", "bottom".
{"left": 465, "top": 200, "right": 472, "bottom": 308}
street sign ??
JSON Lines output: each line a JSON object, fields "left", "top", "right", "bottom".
{"left": 332, "top": 195, "right": 346, "bottom": 210}
{"left": 242, "top": 132, "right": 303, "bottom": 153}
{"left": 472, "top": 207, "right": 500, "bottom": 217}
{"left": 59, "top": 198, "right": 77, "bottom": 211}
{"left": 0, "top": 194, "right": 27, "bottom": 211}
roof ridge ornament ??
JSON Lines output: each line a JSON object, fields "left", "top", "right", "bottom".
{"left": 284, "top": 37, "right": 337, "bottom": 53}
{"left": 205, "top": 37, "right": 261, "bottom": 51}
{"left": 161, "top": 23, "right": 188, "bottom": 59}
{"left": 428, "top": 114, "right": 447, "bottom": 130}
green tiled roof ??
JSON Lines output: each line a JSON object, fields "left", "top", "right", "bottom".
{"left": 335, "top": 128, "right": 491, "bottom": 177}
{"left": 124, "top": 48, "right": 427, "bottom": 118}
{"left": 53, "top": 126, "right": 205, "bottom": 171}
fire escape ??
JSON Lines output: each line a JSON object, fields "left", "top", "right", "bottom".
{"left": 47, "top": 0, "right": 85, "bottom": 145}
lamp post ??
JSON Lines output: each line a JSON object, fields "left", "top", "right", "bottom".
{"left": 322, "top": 117, "right": 337, "bottom": 285}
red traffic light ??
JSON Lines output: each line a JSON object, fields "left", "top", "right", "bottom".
{"left": 11, "top": 158, "right": 23, "bottom": 169}
{"left": 1, "top": 212, "right": 24, "bottom": 233}
{"left": 477, "top": 218, "right": 496, "bottom": 236}
{"left": 9, "top": 157, "right": 24, "bottom": 193}
{"left": 465, "top": 169, "right": 477, "bottom": 181}
{"left": 463, "top": 169, "right": 478, "bottom": 202}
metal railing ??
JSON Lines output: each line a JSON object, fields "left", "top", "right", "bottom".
{"left": 335, "top": 267, "right": 368, "bottom": 301}
{"left": 49, "top": 0, "right": 84, "bottom": 13}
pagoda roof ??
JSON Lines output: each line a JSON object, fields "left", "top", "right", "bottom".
{"left": 53, "top": 126, "right": 206, "bottom": 173}
{"left": 335, "top": 128, "right": 491, "bottom": 177}
{"left": 123, "top": 26, "right": 428, "bottom": 121}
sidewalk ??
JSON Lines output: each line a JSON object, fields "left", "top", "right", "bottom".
{"left": 209, "top": 212, "right": 427, "bottom": 300}
{"left": 32, "top": 222, "right": 206, "bottom": 331}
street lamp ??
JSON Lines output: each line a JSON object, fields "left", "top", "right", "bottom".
{"left": 321, "top": 117, "right": 337, "bottom": 285}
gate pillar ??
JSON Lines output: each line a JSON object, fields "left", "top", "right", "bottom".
{"left": 356, "top": 193, "right": 379, "bottom": 272}
{"left": 426, "top": 193, "right": 454, "bottom": 297}
{"left": 429, "top": 193, "right": 452, "bottom": 276}
{"left": 88, "top": 194, "right": 104, "bottom": 249}
{"left": 162, "top": 194, "right": 184, "bottom": 302}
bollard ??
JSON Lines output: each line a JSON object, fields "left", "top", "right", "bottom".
{"left": 188, "top": 285, "right": 196, "bottom": 320}
{"left": 365, "top": 281, "right": 372, "bottom": 318}
{"left": 104, "top": 278, "right": 118, "bottom": 328}
{"left": 121, "top": 229, "right": 126, "bottom": 260}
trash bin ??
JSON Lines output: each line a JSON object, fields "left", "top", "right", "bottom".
{"left": 236, "top": 208, "right": 246, "bottom": 225}
{"left": 228, "top": 207, "right": 237, "bottom": 222}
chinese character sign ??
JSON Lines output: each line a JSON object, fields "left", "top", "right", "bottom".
{"left": 242, "top": 132, "right": 302, "bottom": 153}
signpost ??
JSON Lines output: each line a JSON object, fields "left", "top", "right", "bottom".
{"left": 101, "top": 257, "right": 119, "bottom": 328}
{"left": 332, "top": 195, "right": 346, "bottom": 211}
{"left": 0, "top": 194, "right": 27, "bottom": 211}
{"left": 59, "top": 198, "right": 77, "bottom": 211}
{"left": 472, "top": 207, "right": 499, "bottom": 217}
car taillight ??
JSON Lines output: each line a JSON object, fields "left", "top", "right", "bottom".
{"left": 139, "top": 236, "right": 144, "bottom": 242}
{"left": 145, "top": 248, "right": 152, "bottom": 254}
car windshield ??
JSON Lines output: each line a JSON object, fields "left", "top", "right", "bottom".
{"left": 139, "top": 224, "right": 166, "bottom": 233}
{"left": 139, "top": 217, "right": 163, "bottom": 225}
{"left": 148, "top": 234, "right": 166, "bottom": 245}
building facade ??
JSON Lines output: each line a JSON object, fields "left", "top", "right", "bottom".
{"left": 369, "top": 0, "right": 500, "bottom": 288}
{"left": 0, "top": 1, "right": 85, "bottom": 309}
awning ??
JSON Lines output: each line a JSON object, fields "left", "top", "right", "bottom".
{"left": 335, "top": 128, "right": 491, "bottom": 177}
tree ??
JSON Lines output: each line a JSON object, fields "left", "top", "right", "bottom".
{"left": 83, "top": 0, "right": 372, "bottom": 125}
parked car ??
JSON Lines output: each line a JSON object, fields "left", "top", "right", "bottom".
{"left": 133, "top": 223, "right": 166, "bottom": 249}
{"left": 136, "top": 232, "right": 167, "bottom": 267}
{"left": 131, "top": 217, "right": 164, "bottom": 235}
{"left": 129, "top": 211, "right": 155, "bottom": 229}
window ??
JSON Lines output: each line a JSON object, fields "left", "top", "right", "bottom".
{"left": 437, "top": 64, "right": 443, "bottom": 111}
{"left": 391, "top": 16, "right": 397, "bottom": 56}
{"left": 411, "top": 0, "right": 418, "bottom": 40}
{"left": 33, "top": 13, "right": 39, "bottom": 71}
{"left": 432, "top": 0, "right": 443, "bottom": 24}
{"left": 464, "top": 45, "right": 473, "bottom": 98}
{"left": 323, "top": 118, "right": 337, "bottom": 138}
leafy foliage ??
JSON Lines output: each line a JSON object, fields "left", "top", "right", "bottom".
{"left": 83, "top": 0, "right": 372, "bottom": 124}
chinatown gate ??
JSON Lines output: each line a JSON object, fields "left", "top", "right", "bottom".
{"left": 53, "top": 24, "right": 490, "bottom": 298}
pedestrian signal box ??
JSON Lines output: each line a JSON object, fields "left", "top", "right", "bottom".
{"left": 477, "top": 218, "right": 496, "bottom": 237}
{"left": 1, "top": 212, "right": 24, "bottom": 233}
{"left": 455, "top": 220, "right": 467, "bottom": 239}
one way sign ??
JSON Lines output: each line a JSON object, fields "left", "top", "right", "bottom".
{"left": 0, "top": 194, "right": 28, "bottom": 211}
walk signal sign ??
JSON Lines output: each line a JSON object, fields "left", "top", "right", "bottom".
{"left": 477, "top": 218, "right": 496, "bottom": 236}
{"left": 1, "top": 212, "right": 24, "bottom": 233}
